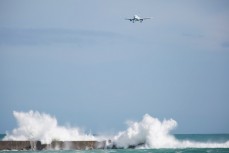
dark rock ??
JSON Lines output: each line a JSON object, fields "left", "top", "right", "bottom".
{"left": 0, "top": 141, "right": 106, "bottom": 150}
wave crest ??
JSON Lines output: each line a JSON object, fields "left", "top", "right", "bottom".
{"left": 3, "top": 111, "right": 95, "bottom": 144}
{"left": 113, "top": 114, "right": 229, "bottom": 148}
{"left": 3, "top": 111, "right": 229, "bottom": 148}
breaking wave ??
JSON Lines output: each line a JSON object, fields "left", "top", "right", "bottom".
{"left": 113, "top": 114, "right": 229, "bottom": 148}
{"left": 3, "top": 111, "right": 229, "bottom": 148}
{"left": 3, "top": 111, "right": 95, "bottom": 144}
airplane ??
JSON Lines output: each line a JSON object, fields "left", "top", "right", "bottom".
{"left": 125, "top": 15, "right": 151, "bottom": 23}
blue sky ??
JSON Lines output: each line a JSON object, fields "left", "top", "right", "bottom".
{"left": 0, "top": 0, "right": 229, "bottom": 134}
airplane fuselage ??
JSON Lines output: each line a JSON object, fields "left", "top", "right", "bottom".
{"left": 126, "top": 15, "right": 150, "bottom": 23}
{"left": 131, "top": 15, "right": 141, "bottom": 22}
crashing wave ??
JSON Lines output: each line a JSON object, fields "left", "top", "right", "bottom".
{"left": 3, "top": 111, "right": 229, "bottom": 148}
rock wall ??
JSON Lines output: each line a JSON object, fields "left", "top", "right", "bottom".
{"left": 0, "top": 141, "right": 106, "bottom": 150}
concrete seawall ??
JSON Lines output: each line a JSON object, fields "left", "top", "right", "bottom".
{"left": 0, "top": 141, "right": 106, "bottom": 150}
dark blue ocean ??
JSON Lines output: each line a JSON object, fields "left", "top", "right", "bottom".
{"left": 1, "top": 134, "right": 229, "bottom": 153}
{"left": 0, "top": 149, "right": 229, "bottom": 153}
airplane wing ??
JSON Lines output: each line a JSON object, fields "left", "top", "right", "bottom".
{"left": 139, "top": 17, "right": 151, "bottom": 22}
{"left": 142, "top": 17, "right": 151, "bottom": 20}
{"left": 125, "top": 18, "right": 133, "bottom": 21}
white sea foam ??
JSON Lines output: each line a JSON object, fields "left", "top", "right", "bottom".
{"left": 3, "top": 111, "right": 95, "bottom": 144}
{"left": 113, "top": 114, "right": 178, "bottom": 148}
{"left": 3, "top": 111, "right": 229, "bottom": 148}
{"left": 112, "top": 114, "right": 229, "bottom": 148}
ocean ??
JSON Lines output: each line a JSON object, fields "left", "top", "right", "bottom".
{"left": 0, "top": 148, "right": 229, "bottom": 153}
{"left": 1, "top": 134, "right": 229, "bottom": 153}
{"left": 1, "top": 112, "right": 229, "bottom": 152}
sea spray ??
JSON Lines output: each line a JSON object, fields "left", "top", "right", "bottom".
{"left": 3, "top": 111, "right": 95, "bottom": 144}
{"left": 3, "top": 111, "right": 229, "bottom": 148}
{"left": 112, "top": 114, "right": 229, "bottom": 148}
{"left": 113, "top": 114, "right": 178, "bottom": 148}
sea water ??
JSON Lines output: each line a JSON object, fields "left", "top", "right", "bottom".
{"left": 0, "top": 145, "right": 229, "bottom": 153}
{"left": 1, "top": 134, "right": 229, "bottom": 152}
{"left": 1, "top": 111, "right": 229, "bottom": 152}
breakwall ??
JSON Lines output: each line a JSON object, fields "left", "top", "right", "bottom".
{"left": 0, "top": 141, "right": 106, "bottom": 150}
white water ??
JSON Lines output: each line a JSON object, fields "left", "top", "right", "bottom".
{"left": 3, "top": 111, "right": 229, "bottom": 148}
{"left": 3, "top": 111, "right": 95, "bottom": 144}
{"left": 113, "top": 114, "right": 229, "bottom": 148}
